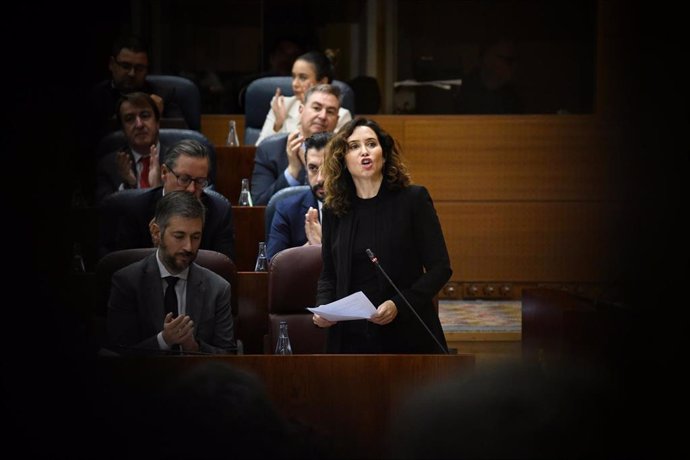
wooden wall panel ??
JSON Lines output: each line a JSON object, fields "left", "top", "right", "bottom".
{"left": 437, "top": 201, "right": 628, "bottom": 283}
{"left": 201, "top": 114, "right": 245, "bottom": 146}
{"left": 232, "top": 206, "right": 266, "bottom": 272}
{"left": 400, "top": 115, "right": 623, "bottom": 202}
{"left": 214, "top": 146, "right": 256, "bottom": 203}
{"left": 202, "top": 114, "right": 635, "bottom": 295}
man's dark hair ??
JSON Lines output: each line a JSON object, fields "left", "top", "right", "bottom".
{"left": 304, "top": 132, "right": 333, "bottom": 163}
{"left": 154, "top": 190, "right": 206, "bottom": 232}
{"left": 163, "top": 139, "right": 210, "bottom": 171}
{"left": 115, "top": 92, "right": 161, "bottom": 125}
{"left": 111, "top": 34, "right": 150, "bottom": 57}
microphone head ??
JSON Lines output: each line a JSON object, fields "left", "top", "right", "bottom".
{"left": 365, "top": 249, "right": 377, "bottom": 263}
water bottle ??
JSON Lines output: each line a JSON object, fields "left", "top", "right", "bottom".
{"left": 275, "top": 320, "right": 293, "bottom": 355}
{"left": 254, "top": 241, "right": 268, "bottom": 272}
{"left": 238, "top": 178, "right": 253, "bottom": 206}
{"left": 72, "top": 243, "right": 86, "bottom": 272}
{"left": 226, "top": 120, "right": 239, "bottom": 146}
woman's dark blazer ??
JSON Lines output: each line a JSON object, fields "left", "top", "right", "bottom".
{"left": 316, "top": 184, "right": 452, "bottom": 353}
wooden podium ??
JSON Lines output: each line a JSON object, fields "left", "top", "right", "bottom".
{"left": 99, "top": 354, "right": 474, "bottom": 458}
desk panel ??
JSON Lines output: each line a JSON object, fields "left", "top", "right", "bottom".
{"left": 98, "top": 353, "right": 474, "bottom": 459}
{"left": 232, "top": 205, "right": 266, "bottom": 271}
{"left": 215, "top": 145, "right": 256, "bottom": 203}
{"left": 235, "top": 271, "right": 268, "bottom": 354}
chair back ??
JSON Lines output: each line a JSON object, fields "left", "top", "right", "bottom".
{"left": 264, "top": 185, "right": 310, "bottom": 240}
{"left": 145, "top": 74, "right": 201, "bottom": 131}
{"left": 243, "top": 76, "right": 355, "bottom": 145}
{"left": 95, "top": 128, "right": 217, "bottom": 186}
{"left": 347, "top": 75, "right": 381, "bottom": 114}
{"left": 266, "top": 244, "right": 326, "bottom": 353}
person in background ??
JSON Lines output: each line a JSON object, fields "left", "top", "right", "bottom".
{"left": 94, "top": 92, "right": 163, "bottom": 204}
{"left": 90, "top": 34, "right": 186, "bottom": 142}
{"left": 98, "top": 139, "right": 236, "bottom": 261}
{"left": 254, "top": 50, "right": 352, "bottom": 146}
{"left": 453, "top": 37, "right": 523, "bottom": 114}
{"left": 314, "top": 117, "right": 451, "bottom": 354}
{"left": 235, "top": 37, "right": 305, "bottom": 113}
{"left": 250, "top": 84, "right": 341, "bottom": 205}
{"left": 266, "top": 132, "right": 332, "bottom": 259}
{"left": 387, "top": 361, "right": 641, "bottom": 459}
{"left": 106, "top": 190, "right": 235, "bottom": 355}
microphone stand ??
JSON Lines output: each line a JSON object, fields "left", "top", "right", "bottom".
{"left": 366, "top": 249, "right": 448, "bottom": 354}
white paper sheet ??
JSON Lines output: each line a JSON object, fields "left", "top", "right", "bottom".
{"left": 307, "top": 291, "right": 377, "bottom": 322}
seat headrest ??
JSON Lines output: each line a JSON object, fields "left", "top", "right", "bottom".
{"left": 268, "top": 245, "right": 322, "bottom": 313}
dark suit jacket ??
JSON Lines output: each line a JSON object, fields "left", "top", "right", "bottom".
{"left": 106, "top": 252, "right": 234, "bottom": 354}
{"left": 95, "top": 141, "right": 170, "bottom": 204}
{"left": 250, "top": 133, "right": 306, "bottom": 205}
{"left": 98, "top": 186, "right": 236, "bottom": 261}
{"left": 316, "top": 184, "right": 451, "bottom": 353}
{"left": 266, "top": 189, "right": 319, "bottom": 259}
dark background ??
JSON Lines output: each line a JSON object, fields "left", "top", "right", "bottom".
{"left": 3, "top": 1, "right": 686, "bottom": 456}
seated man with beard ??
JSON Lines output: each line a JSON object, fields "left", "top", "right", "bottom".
{"left": 106, "top": 190, "right": 235, "bottom": 355}
{"left": 266, "top": 132, "right": 331, "bottom": 260}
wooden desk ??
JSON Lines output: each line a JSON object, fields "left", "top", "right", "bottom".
{"left": 232, "top": 205, "right": 266, "bottom": 271}
{"left": 235, "top": 271, "right": 268, "bottom": 354}
{"left": 215, "top": 145, "right": 256, "bottom": 203}
{"left": 98, "top": 353, "right": 475, "bottom": 459}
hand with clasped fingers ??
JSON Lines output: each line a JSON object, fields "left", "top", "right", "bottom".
{"left": 147, "top": 144, "right": 162, "bottom": 187}
{"left": 116, "top": 150, "right": 137, "bottom": 187}
{"left": 271, "top": 87, "right": 287, "bottom": 132}
{"left": 285, "top": 129, "right": 305, "bottom": 181}
{"left": 116, "top": 143, "right": 161, "bottom": 188}
{"left": 369, "top": 300, "right": 398, "bottom": 325}
{"left": 162, "top": 312, "right": 199, "bottom": 352}
{"left": 313, "top": 300, "right": 398, "bottom": 328}
{"left": 312, "top": 313, "right": 336, "bottom": 328}
{"left": 304, "top": 207, "right": 322, "bottom": 246}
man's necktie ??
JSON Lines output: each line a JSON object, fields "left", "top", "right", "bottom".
{"left": 139, "top": 155, "right": 151, "bottom": 188}
{"left": 164, "top": 276, "right": 179, "bottom": 317}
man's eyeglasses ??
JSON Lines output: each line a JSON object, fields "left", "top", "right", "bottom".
{"left": 170, "top": 170, "right": 209, "bottom": 188}
{"left": 115, "top": 60, "right": 148, "bottom": 73}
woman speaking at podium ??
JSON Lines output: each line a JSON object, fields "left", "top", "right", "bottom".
{"left": 314, "top": 117, "right": 451, "bottom": 354}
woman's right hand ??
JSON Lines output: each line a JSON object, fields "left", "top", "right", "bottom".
{"left": 313, "top": 313, "right": 337, "bottom": 328}
{"left": 271, "top": 87, "right": 286, "bottom": 132}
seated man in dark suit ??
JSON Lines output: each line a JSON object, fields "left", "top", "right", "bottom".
{"left": 250, "top": 84, "right": 341, "bottom": 205}
{"left": 95, "top": 92, "right": 166, "bottom": 204}
{"left": 89, "top": 33, "right": 185, "bottom": 145}
{"left": 99, "top": 139, "right": 236, "bottom": 261}
{"left": 266, "top": 132, "right": 331, "bottom": 259}
{"left": 106, "top": 190, "right": 235, "bottom": 355}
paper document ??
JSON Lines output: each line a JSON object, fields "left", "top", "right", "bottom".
{"left": 307, "top": 291, "right": 377, "bottom": 322}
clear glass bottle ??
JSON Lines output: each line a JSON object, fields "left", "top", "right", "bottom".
{"left": 275, "top": 320, "right": 293, "bottom": 355}
{"left": 226, "top": 120, "right": 239, "bottom": 146}
{"left": 72, "top": 243, "right": 85, "bottom": 272}
{"left": 238, "top": 178, "right": 253, "bottom": 206}
{"left": 254, "top": 241, "right": 268, "bottom": 272}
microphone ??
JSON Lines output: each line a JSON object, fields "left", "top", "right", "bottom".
{"left": 365, "top": 249, "right": 448, "bottom": 354}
